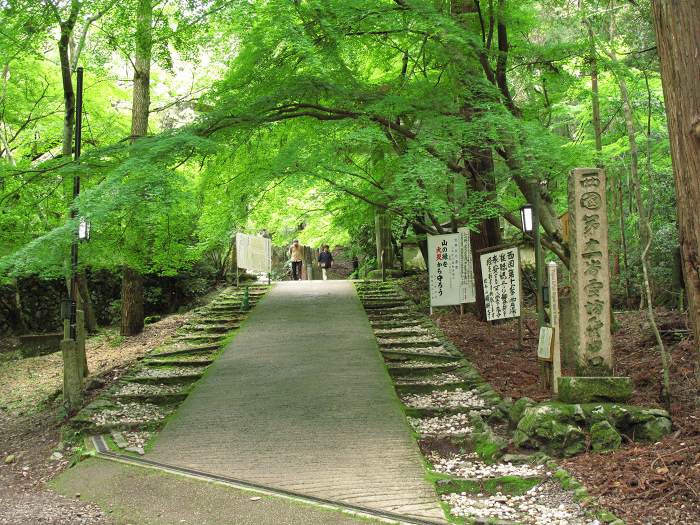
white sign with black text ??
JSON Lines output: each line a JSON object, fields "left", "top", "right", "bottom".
{"left": 428, "top": 233, "right": 461, "bottom": 307}
{"left": 480, "top": 247, "right": 521, "bottom": 321}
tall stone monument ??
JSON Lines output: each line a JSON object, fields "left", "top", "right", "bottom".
{"left": 568, "top": 168, "right": 613, "bottom": 375}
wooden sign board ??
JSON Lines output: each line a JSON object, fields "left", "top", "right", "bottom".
{"left": 537, "top": 326, "right": 554, "bottom": 361}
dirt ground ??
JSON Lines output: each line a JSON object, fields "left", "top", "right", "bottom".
{"left": 0, "top": 312, "right": 193, "bottom": 525}
{"left": 424, "top": 297, "right": 699, "bottom": 525}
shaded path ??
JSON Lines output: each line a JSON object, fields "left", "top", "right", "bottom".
{"left": 147, "top": 281, "right": 445, "bottom": 522}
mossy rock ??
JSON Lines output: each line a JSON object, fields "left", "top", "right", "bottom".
{"left": 580, "top": 403, "right": 671, "bottom": 434}
{"left": 514, "top": 404, "right": 586, "bottom": 457}
{"left": 590, "top": 420, "right": 622, "bottom": 452}
{"left": 469, "top": 414, "right": 507, "bottom": 462}
{"left": 558, "top": 376, "right": 633, "bottom": 403}
{"left": 631, "top": 416, "right": 672, "bottom": 442}
{"left": 509, "top": 397, "right": 535, "bottom": 426}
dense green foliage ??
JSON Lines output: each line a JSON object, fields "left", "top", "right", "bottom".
{"left": 0, "top": 0, "right": 679, "bottom": 305}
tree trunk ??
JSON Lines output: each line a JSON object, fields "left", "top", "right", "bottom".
{"left": 0, "top": 63, "right": 15, "bottom": 166}
{"left": 77, "top": 273, "right": 97, "bottom": 333}
{"left": 607, "top": 29, "right": 671, "bottom": 407}
{"left": 58, "top": 20, "right": 77, "bottom": 157}
{"left": 120, "top": 0, "right": 152, "bottom": 336}
{"left": 468, "top": 150, "right": 502, "bottom": 321}
{"left": 375, "top": 209, "right": 394, "bottom": 270}
{"left": 651, "top": 0, "right": 700, "bottom": 404}
{"left": 121, "top": 267, "right": 144, "bottom": 336}
{"left": 130, "top": 0, "right": 152, "bottom": 140}
{"left": 470, "top": 219, "right": 501, "bottom": 321}
{"left": 585, "top": 20, "right": 603, "bottom": 161}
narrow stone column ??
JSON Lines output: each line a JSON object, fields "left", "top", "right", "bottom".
{"left": 61, "top": 338, "right": 83, "bottom": 411}
{"left": 568, "top": 168, "right": 613, "bottom": 375}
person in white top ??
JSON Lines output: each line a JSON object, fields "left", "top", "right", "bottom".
{"left": 289, "top": 239, "right": 304, "bottom": 280}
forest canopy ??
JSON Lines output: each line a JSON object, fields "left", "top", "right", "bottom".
{"left": 0, "top": 0, "right": 677, "bottom": 307}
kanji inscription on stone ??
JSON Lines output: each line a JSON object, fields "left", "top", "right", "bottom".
{"left": 568, "top": 168, "right": 612, "bottom": 374}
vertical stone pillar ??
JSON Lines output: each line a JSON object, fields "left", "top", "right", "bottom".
{"left": 61, "top": 338, "right": 83, "bottom": 411}
{"left": 568, "top": 168, "right": 613, "bottom": 375}
{"left": 559, "top": 294, "right": 577, "bottom": 369}
{"left": 548, "top": 262, "right": 562, "bottom": 392}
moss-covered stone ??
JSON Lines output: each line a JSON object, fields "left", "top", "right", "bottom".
{"left": 515, "top": 404, "right": 586, "bottom": 457}
{"left": 509, "top": 397, "right": 535, "bottom": 425}
{"left": 558, "top": 376, "right": 633, "bottom": 403}
{"left": 590, "top": 420, "right": 622, "bottom": 452}
{"left": 632, "top": 416, "right": 672, "bottom": 442}
{"left": 580, "top": 403, "right": 671, "bottom": 431}
{"left": 470, "top": 414, "right": 507, "bottom": 462}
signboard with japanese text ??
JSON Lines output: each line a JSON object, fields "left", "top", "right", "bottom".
{"left": 458, "top": 227, "right": 476, "bottom": 303}
{"left": 428, "top": 233, "right": 461, "bottom": 307}
{"left": 480, "top": 247, "right": 521, "bottom": 321}
{"left": 537, "top": 326, "right": 553, "bottom": 361}
{"left": 235, "top": 233, "right": 272, "bottom": 274}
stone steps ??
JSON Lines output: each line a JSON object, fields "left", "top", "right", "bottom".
{"left": 70, "top": 285, "right": 269, "bottom": 437}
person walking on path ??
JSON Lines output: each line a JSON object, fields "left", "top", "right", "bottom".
{"left": 289, "top": 239, "right": 304, "bottom": 280}
{"left": 318, "top": 245, "right": 333, "bottom": 281}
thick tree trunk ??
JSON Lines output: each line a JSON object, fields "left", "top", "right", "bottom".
{"left": 652, "top": 0, "right": 700, "bottom": 403}
{"left": 121, "top": 267, "right": 144, "bottom": 336}
{"left": 120, "top": 0, "right": 152, "bottom": 336}
{"left": 130, "top": 0, "right": 151, "bottom": 140}
{"left": 375, "top": 209, "right": 394, "bottom": 270}
{"left": 468, "top": 150, "right": 502, "bottom": 321}
{"left": 470, "top": 218, "right": 501, "bottom": 321}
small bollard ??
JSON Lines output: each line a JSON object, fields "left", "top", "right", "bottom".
{"left": 240, "top": 286, "right": 250, "bottom": 312}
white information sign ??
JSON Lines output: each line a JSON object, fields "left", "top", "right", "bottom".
{"left": 480, "top": 247, "right": 521, "bottom": 321}
{"left": 458, "top": 227, "right": 476, "bottom": 303}
{"left": 428, "top": 233, "right": 461, "bottom": 307}
{"left": 537, "top": 326, "right": 553, "bottom": 361}
{"left": 235, "top": 233, "right": 272, "bottom": 274}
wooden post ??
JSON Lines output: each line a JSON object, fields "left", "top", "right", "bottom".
{"left": 76, "top": 309, "right": 87, "bottom": 378}
{"left": 548, "top": 262, "right": 562, "bottom": 392}
{"left": 235, "top": 237, "right": 240, "bottom": 287}
{"left": 518, "top": 247, "right": 525, "bottom": 350}
{"left": 381, "top": 250, "right": 386, "bottom": 282}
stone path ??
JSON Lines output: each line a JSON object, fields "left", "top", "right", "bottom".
{"left": 54, "top": 459, "right": 383, "bottom": 525}
{"left": 146, "top": 281, "right": 446, "bottom": 523}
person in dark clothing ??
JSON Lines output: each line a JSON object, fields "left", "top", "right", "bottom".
{"left": 318, "top": 245, "right": 333, "bottom": 280}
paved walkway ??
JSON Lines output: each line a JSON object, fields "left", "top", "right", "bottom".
{"left": 54, "top": 459, "right": 383, "bottom": 525}
{"left": 147, "top": 281, "right": 445, "bottom": 522}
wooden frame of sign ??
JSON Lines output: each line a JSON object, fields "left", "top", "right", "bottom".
{"left": 537, "top": 326, "right": 554, "bottom": 362}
